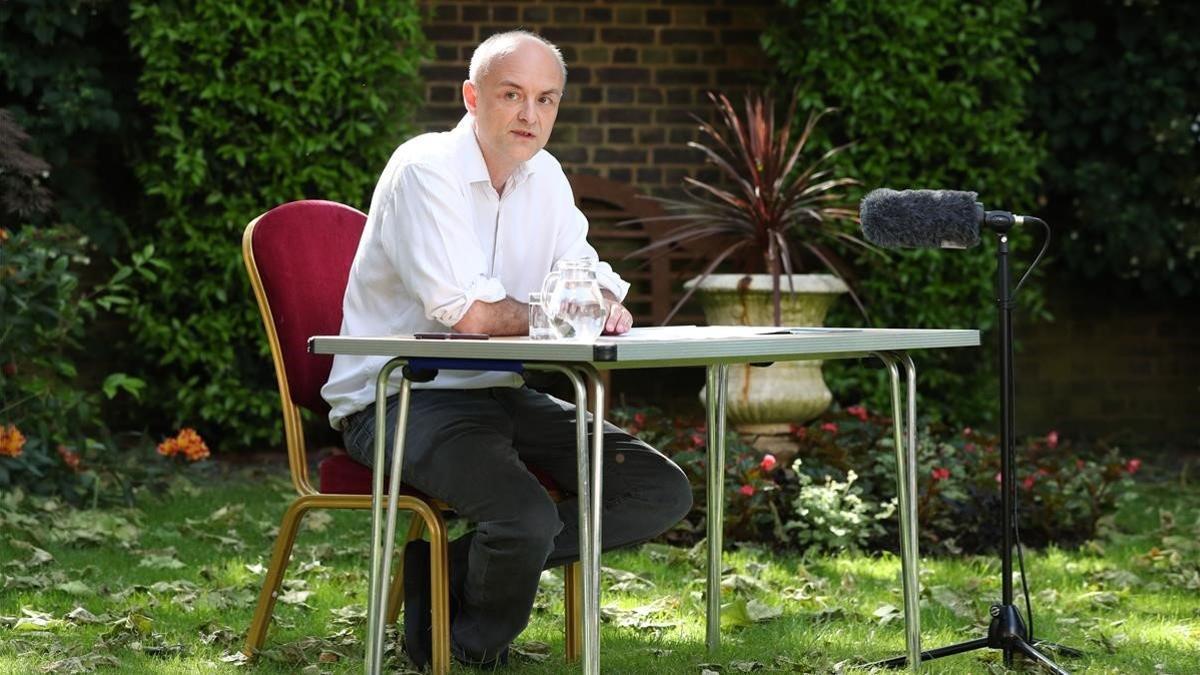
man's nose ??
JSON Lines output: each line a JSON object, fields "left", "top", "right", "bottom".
{"left": 518, "top": 98, "right": 534, "bottom": 122}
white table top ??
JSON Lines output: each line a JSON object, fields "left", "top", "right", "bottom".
{"left": 309, "top": 325, "right": 980, "bottom": 369}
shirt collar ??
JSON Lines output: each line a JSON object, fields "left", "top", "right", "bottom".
{"left": 454, "top": 114, "right": 536, "bottom": 190}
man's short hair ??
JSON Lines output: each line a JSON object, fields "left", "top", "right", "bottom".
{"left": 468, "top": 31, "right": 567, "bottom": 89}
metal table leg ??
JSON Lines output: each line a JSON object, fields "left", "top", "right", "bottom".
{"left": 365, "top": 362, "right": 592, "bottom": 674}
{"left": 535, "top": 364, "right": 596, "bottom": 674}
{"left": 704, "top": 364, "right": 728, "bottom": 654}
{"left": 366, "top": 358, "right": 408, "bottom": 674}
{"left": 575, "top": 364, "right": 607, "bottom": 675}
{"left": 875, "top": 351, "right": 922, "bottom": 671}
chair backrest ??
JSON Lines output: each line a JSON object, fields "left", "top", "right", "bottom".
{"left": 243, "top": 200, "right": 366, "bottom": 418}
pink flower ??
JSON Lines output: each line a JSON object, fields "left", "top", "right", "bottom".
{"left": 1125, "top": 458, "right": 1142, "bottom": 474}
{"left": 759, "top": 454, "right": 777, "bottom": 472}
{"left": 964, "top": 442, "right": 976, "bottom": 453}
{"left": 1046, "top": 430, "right": 1059, "bottom": 449}
{"left": 962, "top": 427, "right": 973, "bottom": 437}
{"left": 739, "top": 484, "right": 755, "bottom": 496}
{"left": 847, "top": 405, "right": 869, "bottom": 421}
{"left": 691, "top": 433, "right": 705, "bottom": 448}
{"left": 931, "top": 467, "right": 950, "bottom": 481}
{"left": 1022, "top": 475, "right": 1036, "bottom": 491}
{"left": 820, "top": 422, "right": 838, "bottom": 434}
{"left": 995, "top": 472, "right": 1003, "bottom": 484}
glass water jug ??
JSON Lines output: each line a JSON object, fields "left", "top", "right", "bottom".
{"left": 540, "top": 259, "right": 606, "bottom": 342}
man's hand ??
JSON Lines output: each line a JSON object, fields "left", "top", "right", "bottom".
{"left": 603, "top": 298, "right": 633, "bottom": 335}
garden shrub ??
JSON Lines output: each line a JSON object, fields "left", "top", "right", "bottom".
{"left": 611, "top": 405, "right": 1139, "bottom": 556}
{"left": 0, "top": 116, "right": 162, "bottom": 503}
{"left": 762, "top": 0, "right": 1048, "bottom": 426}
{"left": 1030, "top": 0, "right": 1200, "bottom": 297}
{"left": 125, "top": 1, "right": 427, "bottom": 449}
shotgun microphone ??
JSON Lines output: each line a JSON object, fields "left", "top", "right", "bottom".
{"left": 860, "top": 188, "right": 990, "bottom": 249}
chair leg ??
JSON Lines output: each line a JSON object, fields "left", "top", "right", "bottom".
{"left": 563, "top": 560, "right": 583, "bottom": 662}
{"left": 417, "top": 508, "right": 452, "bottom": 675}
{"left": 243, "top": 496, "right": 311, "bottom": 657}
{"left": 386, "top": 514, "right": 426, "bottom": 623}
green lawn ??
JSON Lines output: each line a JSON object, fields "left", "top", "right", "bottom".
{"left": 1, "top": 464, "right": 1197, "bottom": 674}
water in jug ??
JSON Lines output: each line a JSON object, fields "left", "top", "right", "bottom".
{"left": 540, "top": 259, "right": 607, "bottom": 341}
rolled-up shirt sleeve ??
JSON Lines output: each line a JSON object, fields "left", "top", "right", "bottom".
{"left": 553, "top": 201, "right": 631, "bottom": 303}
{"left": 379, "top": 163, "right": 507, "bottom": 327}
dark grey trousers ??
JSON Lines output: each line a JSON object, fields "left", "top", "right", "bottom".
{"left": 341, "top": 386, "right": 693, "bottom": 661}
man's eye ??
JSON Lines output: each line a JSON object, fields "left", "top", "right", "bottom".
{"left": 505, "top": 91, "right": 519, "bottom": 101}
{"left": 539, "top": 96, "right": 554, "bottom": 105}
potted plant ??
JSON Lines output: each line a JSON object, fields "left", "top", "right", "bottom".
{"left": 628, "top": 90, "right": 876, "bottom": 433}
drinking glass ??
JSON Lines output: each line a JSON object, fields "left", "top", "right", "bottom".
{"left": 528, "top": 292, "right": 555, "bottom": 340}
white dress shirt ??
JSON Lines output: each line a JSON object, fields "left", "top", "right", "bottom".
{"left": 321, "top": 114, "right": 630, "bottom": 429}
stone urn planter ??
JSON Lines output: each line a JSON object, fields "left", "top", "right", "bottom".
{"left": 685, "top": 273, "right": 849, "bottom": 434}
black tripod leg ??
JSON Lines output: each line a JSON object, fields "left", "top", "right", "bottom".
{"left": 1012, "top": 638, "right": 1071, "bottom": 675}
{"left": 869, "top": 637, "right": 991, "bottom": 668}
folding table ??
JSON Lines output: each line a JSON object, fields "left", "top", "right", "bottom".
{"left": 309, "top": 325, "right": 980, "bottom": 674}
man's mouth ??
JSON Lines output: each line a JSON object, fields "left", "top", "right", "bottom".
{"left": 511, "top": 129, "right": 536, "bottom": 139}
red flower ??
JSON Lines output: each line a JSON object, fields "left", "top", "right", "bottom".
{"left": 690, "top": 433, "right": 705, "bottom": 448}
{"left": 57, "top": 444, "right": 81, "bottom": 472}
{"left": 964, "top": 442, "right": 976, "bottom": 453}
{"left": 820, "top": 422, "right": 838, "bottom": 434}
{"left": 633, "top": 412, "right": 647, "bottom": 427}
{"left": 759, "top": 454, "right": 777, "bottom": 472}
{"left": 1022, "top": 474, "right": 1036, "bottom": 491}
{"left": 1046, "top": 430, "right": 1059, "bottom": 449}
{"left": 847, "top": 405, "right": 869, "bottom": 421}
{"left": 1125, "top": 458, "right": 1142, "bottom": 474}
{"left": 739, "top": 484, "right": 755, "bottom": 496}
{"left": 791, "top": 425, "right": 808, "bottom": 440}
{"left": 931, "top": 467, "right": 950, "bottom": 481}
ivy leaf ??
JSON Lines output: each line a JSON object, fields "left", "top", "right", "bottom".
{"left": 746, "top": 599, "right": 782, "bottom": 623}
{"left": 872, "top": 603, "right": 902, "bottom": 625}
{"left": 720, "top": 598, "right": 752, "bottom": 629}
{"left": 54, "top": 580, "right": 95, "bottom": 597}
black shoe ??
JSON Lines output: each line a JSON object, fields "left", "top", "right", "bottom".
{"left": 402, "top": 539, "right": 433, "bottom": 669}
{"left": 454, "top": 645, "right": 508, "bottom": 669}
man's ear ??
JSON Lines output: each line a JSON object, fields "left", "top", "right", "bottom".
{"left": 462, "top": 80, "right": 478, "bottom": 113}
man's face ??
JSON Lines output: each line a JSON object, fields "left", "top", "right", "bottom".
{"left": 463, "top": 40, "right": 564, "bottom": 173}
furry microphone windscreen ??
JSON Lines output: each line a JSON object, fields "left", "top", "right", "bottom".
{"left": 859, "top": 188, "right": 983, "bottom": 249}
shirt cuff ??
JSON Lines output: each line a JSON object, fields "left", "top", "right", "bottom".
{"left": 595, "top": 269, "right": 631, "bottom": 303}
{"left": 429, "top": 276, "right": 508, "bottom": 327}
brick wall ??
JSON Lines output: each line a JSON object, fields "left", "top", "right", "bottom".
{"left": 417, "top": 0, "right": 772, "bottom": 195}
{"left": 1014, "top": 284, "right": 1200, "bottom": 443}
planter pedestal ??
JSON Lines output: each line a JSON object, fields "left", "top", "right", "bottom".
{"left": 686, "top": 273, "right": 849, "bottom": 433}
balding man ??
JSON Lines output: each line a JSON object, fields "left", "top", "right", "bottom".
{"left": 321, "top": 31, "right": 692, "bottom": 669}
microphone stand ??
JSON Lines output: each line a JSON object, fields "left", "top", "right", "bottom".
{"left": 872, "top": 216, "right": 1081, "bottom": 673}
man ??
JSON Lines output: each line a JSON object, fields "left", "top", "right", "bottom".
{"left": 321, "top": 31, "right": 692, "bottom": 669}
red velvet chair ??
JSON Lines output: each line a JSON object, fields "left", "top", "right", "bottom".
{"left": 240, "top": 200, "right": 581, "bottom": 672}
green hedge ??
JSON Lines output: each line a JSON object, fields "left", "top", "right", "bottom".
{"left": 127, "top": 1, "right": 428, "bottom": 448}
{"left": 1031, "top": 0, "right": 1200, "bottom": 297}
{"left": 763, "top": 0, "right": 1047, "bottom": 425}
